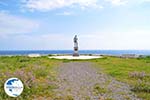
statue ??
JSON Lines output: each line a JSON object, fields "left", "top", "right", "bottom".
{"left": 73, "top": 35, "right": 79, "bottom": 56}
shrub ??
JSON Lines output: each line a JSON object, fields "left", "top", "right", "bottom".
{"left": 131, "top": 79, "right": 150, "bottom": 93}
{"left": 93, "top": 84, "right": 107, "bottom": 94}
{"left": 129, "top": 71, "right": 147, "bottom": 79}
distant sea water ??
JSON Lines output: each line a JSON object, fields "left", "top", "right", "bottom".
{"left": 0, "top": 50, "right": 150, "bottom": 56}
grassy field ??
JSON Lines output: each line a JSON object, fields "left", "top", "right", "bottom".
{"left": 0, "top": 56, "right": 61, "bottom": 100}
{"left": 91, "top": 56, "right": 150, "bottom": 100}
{"left": 0, "top": 56, "right": 150, "bottom": 99}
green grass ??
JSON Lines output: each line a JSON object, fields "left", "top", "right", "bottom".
{"left": 0, "top": 56, "right": 61, "bottom": 100}
{"left": 1, "top": 56, "right": 150, "bottom": 99}
{"left": 93, "top": 83, "right": 107, "bottom": 94}
{"left": 91, "top": 56, "right": 150, "bottom": 100}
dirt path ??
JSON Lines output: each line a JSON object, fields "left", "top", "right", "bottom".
{"left": 55, "top": 62, "right": 141, "bottom": 100}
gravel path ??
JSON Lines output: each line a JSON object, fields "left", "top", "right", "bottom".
{"left": 55, "top": 62, "right": 141, "bottom": 100}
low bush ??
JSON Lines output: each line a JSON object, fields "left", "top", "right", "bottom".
{"left": 129, "top": 71, "right": 147, "bottom": 79}
{"left": 131, "top": 79, "right": 150, "bottom": 93}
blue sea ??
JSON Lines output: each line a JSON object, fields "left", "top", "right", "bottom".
{"left": 0, "top": 50, "right": 150, "bottom": 56}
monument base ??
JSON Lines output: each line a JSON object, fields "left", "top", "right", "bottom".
{"left": 73, "top": 53, "right": 79, "bottom": 56}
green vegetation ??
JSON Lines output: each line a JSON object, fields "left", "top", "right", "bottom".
{"left": 0, "top": 56, "right": 61, "bottom": 100}
{"left": 1, "top": 56, "right": 150, "bottom": 99}
{"left": 55, "top": 95, "right": 74, "bottom": 100}
{"left": 91, "top": 56, "right": 150, "bottom": 100}
{"left": 93, "top": 83, "right": 107, "bottom": 95}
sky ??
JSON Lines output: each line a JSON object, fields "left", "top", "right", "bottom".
{"left": 0, "top": 0, "right": 150, "bottom": 50}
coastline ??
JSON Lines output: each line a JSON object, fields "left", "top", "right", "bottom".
{"left": 0, "top": 50, "right": 150, "bottom": 56}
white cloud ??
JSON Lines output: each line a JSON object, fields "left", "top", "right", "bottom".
{"left": 143, "top": 0, "right": 150, "bottom": 2}
{"left": 0, "top": 11, "right": 39, "bottom": 36}
{"left": 1, "top": 30, "right": 150, "bottom": 50}
{"left": 22, "top": 0, "right": 102, "bottom": 12}
{"left": 56, "top": 11, "right": 74, "bottom": 16}
{"left": 21, "top": 0, "right": 135, "bottom": 12}
{"left": 79, "top": 30, "right": 150, "bottom": 50}
{"left": 106, "top": 0, "right": 127, "bottom": 5}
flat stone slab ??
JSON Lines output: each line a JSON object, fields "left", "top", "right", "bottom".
{"left": 49, "top": 55, "right": 102, "bottom": 59}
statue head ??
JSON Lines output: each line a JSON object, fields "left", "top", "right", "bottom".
{"left": 74, "top": 35, "right": 78, "bottom": 43}
{"left": 75, "top": 35, "right": 77, "bottom": 38}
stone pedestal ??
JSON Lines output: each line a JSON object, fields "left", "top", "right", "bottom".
{"left": 73, "top": 47, "right": 79, "bottom": 56}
